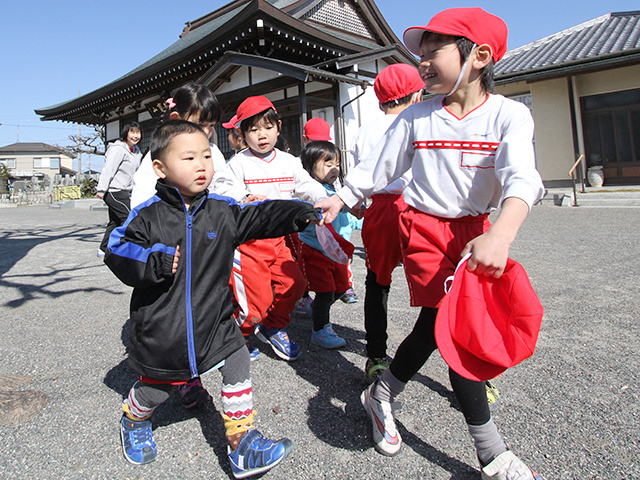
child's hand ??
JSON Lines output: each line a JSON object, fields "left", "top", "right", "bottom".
{"left": 461, "top": 232, "right": 509, "bottom": 278}
{"left": 172, "top": 245, "right": 180, "bottom": 274}
{"left": 314, "top": 194, "right": 346, "bottom": 225}
{"left": 461, "top": 197, "right": 530, "bottom": 278}
{"left": 243, "top": 193, "right": 267, "bottom": 204}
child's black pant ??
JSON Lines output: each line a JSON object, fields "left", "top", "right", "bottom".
{"left": 389, "top": 307, "right": 490, "bottom": 426}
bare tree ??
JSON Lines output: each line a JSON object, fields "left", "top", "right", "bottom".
{"left": 54, "top": 125, "right": 105, "bottom": 183}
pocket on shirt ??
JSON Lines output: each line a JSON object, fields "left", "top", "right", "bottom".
{"left": 460, "top": 151, "right": 495, "bottom": 169}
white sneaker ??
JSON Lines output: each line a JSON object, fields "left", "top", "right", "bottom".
{"left": 360, "top": 382, "right": 402, "bottom": 456}
{"left": 481, "top": 451, "right": 545, "bottom": 480}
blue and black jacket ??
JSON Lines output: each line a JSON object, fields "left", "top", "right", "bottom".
{"left": 105, "top": 180, "right": 319, "bottom": 381}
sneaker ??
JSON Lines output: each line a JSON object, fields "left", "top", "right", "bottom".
{"left": 365, "top": 357, "right": 389, "bottom": 383}
{"left": 228, "top": 428, "right": 293, "bottom": 479}
{"left": 486, "top": 380, "right": 501, "bottom": 412}
{"left": 311, "top": 323, "right": 346, "bottom": 349}
{"left": 120, "top": 414, "right": 157, "bottom": 465}
{"left": 360, "top": 382, "right": 402, "bottom": 456}
{"left": 294, "top": 295, "right": 313, "bottom": 317}
{"left": 96, "top": 248, "right": 105, "bottom": 258}
{"left": 245, "top": 336, "right": 261, "bottom": 362}
{"left": 254, "top": 325, "right": 301, "bottom": 361}
{"left": 481, "top": 451, "right": 546, "bottom": 480}
{"left": 177, "top": 377, "right": 212, "bottom": 409}
{"left": 340, "top": 287, "right": 358, "bottom": 304}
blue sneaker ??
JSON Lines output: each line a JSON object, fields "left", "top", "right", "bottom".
{"left": 120, "top": 414, "right": 157, "bottom": 465}
{"left": 245, "top": 336, "right": 261, "bottom": 362}
{"left": 228, "top": 428, "right": 293, "bottom": 479}
{"left": 254, "top": 325, "right": 301, "bottom": 361}
{"left": 311, "top": 323, "right": 346, "bottom": 349}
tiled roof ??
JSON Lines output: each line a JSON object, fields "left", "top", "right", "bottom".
{"left": 496, "top": 11, "right": 640, "bottom": 80}
{"left": 0, "top": 142, "right": 72, "bottom": 156}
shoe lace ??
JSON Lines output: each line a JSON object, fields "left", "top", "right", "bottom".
{"left": 504, "top": 459, "right": 532, "bottom": 480}
{"left": 130, "top": 425, "right": 153, "bottom": 447}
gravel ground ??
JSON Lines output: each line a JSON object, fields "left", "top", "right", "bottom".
{"left": 0, "top": 203, "right": 638, "bottom": 479}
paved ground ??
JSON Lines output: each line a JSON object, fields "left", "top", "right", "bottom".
{"left": 0, "top": 203, "right": 638, "bottom": 479}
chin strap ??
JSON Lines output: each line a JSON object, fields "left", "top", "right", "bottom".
{"left": 446, "top": 44, "right": 477, "bottom": 97}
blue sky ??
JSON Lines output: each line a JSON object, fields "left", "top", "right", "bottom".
{"left": 1, "top": 1, "right": 638, "bottom": 170}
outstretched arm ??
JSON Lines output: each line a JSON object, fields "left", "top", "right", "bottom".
{"left": 314, "top": 194, "right": 346, "bottom": 225}
{"left": 461, "top": 197, "right": 529, "bottom": 278}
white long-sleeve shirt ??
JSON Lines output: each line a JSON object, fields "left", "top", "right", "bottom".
{"left": 338, "top": 94, "right": 544, "bottom": 218}
{"left": 349, "top": 114, "right": 410, "bottom": 196}
{"left": 214, "top": 148, "right": 328, "bottom": 203}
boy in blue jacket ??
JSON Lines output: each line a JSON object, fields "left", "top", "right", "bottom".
{"left": 105, "top": 120, "right": 320, "bottom": 478}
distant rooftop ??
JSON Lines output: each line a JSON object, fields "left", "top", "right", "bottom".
{"left": 496, "top": 11, "right": 640, "bottom": 81}
{"left": 0, "top": 143, "right": 74, "bottom": 157}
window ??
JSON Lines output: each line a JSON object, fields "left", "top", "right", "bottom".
{"left": 34, "top": 157, "right": 47, "bottom": 168}
{"left": 0, "top": 158, "right": 16, "bottom": 168}
{"left": 50, "top": 157, "right": 60, "bottom": 169}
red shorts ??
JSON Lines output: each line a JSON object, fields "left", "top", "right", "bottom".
{"left": 398, "top": 207, "right": 490, "bottom": 308}
{"left": 361, "top": 194, "right": 407, "bottom": 285}
{"left": 298, "top": 243, "right": 350, "bottom": 294}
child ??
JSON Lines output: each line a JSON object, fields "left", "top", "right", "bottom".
{"left": 349, "top": 63, "right": 424, "bottom": 381}
{"left": 215, "top": 96, "right": 328, "bottom": 361}
{"left": 317, "top": 8, "right": 546, "bottom": 479}
{"left": 96, "top": 122, "right": 142, "bottom": 253}
{"left": 222, "top": 114, "right": 246, "bottom": 155}
{"left": 105, "top": 120, "right": 320, "bottom": 476}
{"left": 129, "top": 83, "right": 249, "bottom": 410}
{"left": 298, "top": 141, "right": 362, "bottom": 348}
{"left": 131, "top": 82, "right": 246, "bottom": 209}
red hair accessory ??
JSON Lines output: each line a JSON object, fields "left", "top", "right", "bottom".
{"left": 166, "top": 97, "right": 176, "bottom": 109}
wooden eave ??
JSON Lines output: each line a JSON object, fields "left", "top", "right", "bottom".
{"left": 35, "top": 0, "right": 403, "bottom": 126}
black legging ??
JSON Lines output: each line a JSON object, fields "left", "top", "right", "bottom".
{"left": 364, "top": 269, "right": 391, "bottom": 358}
{"left": 389, "top": 307, "right": 490, "bottom": 426}
{"left": 100, "top": 190, "right": 131, "bottom": 252}
{"left": 312, "top": 290, "right": 345, "bottom": 331}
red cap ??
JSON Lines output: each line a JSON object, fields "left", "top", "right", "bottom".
{"left": 304, "top": 117, "right": 332, "bottom": 141}
{"left": 374, "top": 64, "right": 424, "bottom": 104}
{"left": 403, "top": 7, "right": 508, "bottom": 63}
{"left": 435, "top": 257, "right": 544, "bottom": 381}
{"left": 235, "top": 96, "right": 277, "bottom": 127}
{"left": 222, "top": 115, "right": 239, "bottom": 130}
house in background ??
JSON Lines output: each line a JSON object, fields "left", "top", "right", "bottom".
{"left": 35, "top": 0, "right": 416, "bottom": 162}
{"left": 495, "top": 11, "right": 640, "bottom": 186}
{"left": 0, "top": 142, "right": 75, "bottom": 186}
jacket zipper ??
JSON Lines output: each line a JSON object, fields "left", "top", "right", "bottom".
{"left": 183, "top": 196, "right": 204, "bottom": 378}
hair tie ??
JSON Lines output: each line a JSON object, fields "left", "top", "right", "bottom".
{"left": 166, "top": 97, "right": 176, "bottom": 109}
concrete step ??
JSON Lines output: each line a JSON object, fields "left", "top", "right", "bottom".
{"left": 49, "top": 199, "right": 107, "bottom": 210}
{"left": 536, "top": 187, "right": 640, "bottom": 207}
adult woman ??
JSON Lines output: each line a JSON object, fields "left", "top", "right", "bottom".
{"left": 97, "top": 122, "right": 142, "bottom": 252}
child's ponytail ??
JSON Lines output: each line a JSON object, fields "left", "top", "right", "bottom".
{"left": 161, "top": 83, "right": 222, "bottom": 124}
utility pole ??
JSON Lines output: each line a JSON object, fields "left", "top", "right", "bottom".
{"left": 77, "top": 123, "right": 82, "bottom": 185}
{"left": 76, "top": 90, "right": 82, "bottom": 185}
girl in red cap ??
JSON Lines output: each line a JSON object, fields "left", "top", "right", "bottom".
{"left": 215, "top": 96, "right": 328, "bottom": 362}
{"left": 317, "top": 7, "right": 546, "bottom": 480}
